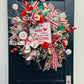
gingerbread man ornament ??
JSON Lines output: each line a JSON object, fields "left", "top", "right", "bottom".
{"left": 18, "top": 31, "right": 39, "bottom": 54}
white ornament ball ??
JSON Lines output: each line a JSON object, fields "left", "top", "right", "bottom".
{"left": 12, "top": 4, "right": 18, "bottom": 10}
{"left": 65, "top": 49, "right": 72, "bottom": 55}
{"left": 58, "top": 63, "right": 62, "bottom": 68}
{"left": 9, "top": 40, "right": 14, "bottom": 45}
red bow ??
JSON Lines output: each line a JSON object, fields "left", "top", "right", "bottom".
{"left": 20, "top": 10, "right": 27, "bottom": 16}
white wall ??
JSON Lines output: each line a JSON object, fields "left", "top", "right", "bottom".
{"left": 0, "top": 0, "right": 84, "bottom": 84}
{"left": 0, "top": 0, "right": 8, "bottom": 84}
{"left": 74, "top": 0, "right": 84, "bottom": 84}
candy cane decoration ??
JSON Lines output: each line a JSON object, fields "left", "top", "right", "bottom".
{"left": 10, "top": 46, "right": 21, "bottom": 53}
{"left": 64, "top": 27, "right": 76, "bottom": 33}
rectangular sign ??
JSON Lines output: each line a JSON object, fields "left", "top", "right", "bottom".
{"left": 29, "top": 22, "right": 52, "bottom": 44}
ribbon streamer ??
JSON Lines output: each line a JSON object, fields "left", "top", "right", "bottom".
{"left": 51, "top": 10, "right": 56, "bottom": 17}
{"left": 64, "top": 27, "right": 76, "bottom": 33}
{"left": 52, "top": 48, "right": 58, "bottom": 71}
{"left": 50, "top": 21, "right": 58, "bottom": 27}
{"left": 10, "top": 46, "right": 21, "bottom": 53}
{"left": 59, "top": 20, "right": 67, "bottom": 23}
{"left": 33, "top": 1, "right": 39, "bottom": 11}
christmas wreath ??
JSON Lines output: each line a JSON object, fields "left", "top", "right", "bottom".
{"left": 9, "top": 0, "right": 76, "bottom": 71}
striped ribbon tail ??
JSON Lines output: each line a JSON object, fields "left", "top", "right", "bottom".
{"left": 8, "top": 36, "right": 15, "bottom": 40}
{"left": 22, "top": 5, "right": 29, "bottom": 11}
{"left": 33, "top": 1, "right": 39, "bottom": 11}
{"left": 10, "top": 26, "right": 16, "bottom": 30}
{"left": 51, "top": 10, "right": 56, "bottom": 17}
{"left": 59, "top": 20, "right": 67, "bottom": 23}
{"left": 22, "top": 0, "right": 29, "bottom": 6}
{"left": 52, "top": 48, "right": 58, "bottom": 71}
{"left": 50, "top": 21, "right": 58, "bottom": 27}
{"left": 64, "top": 27, "right": 77, "bottom": 33}
{"left": 10, "top": 46, "right": 21, "bottom": 53}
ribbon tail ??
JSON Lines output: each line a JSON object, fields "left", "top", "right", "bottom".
{"left": 53, "top": 49, "right": 58, "bottom": 71}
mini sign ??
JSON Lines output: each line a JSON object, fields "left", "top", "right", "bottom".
{"left": 29, "top": 22, "right": 52, "bottom": 44}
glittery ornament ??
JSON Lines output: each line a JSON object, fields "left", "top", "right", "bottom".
{"left": 12, "top": 4, "right": 18, "bottom": 10}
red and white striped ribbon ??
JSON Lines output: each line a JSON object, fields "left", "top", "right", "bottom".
{"left": 49, "top": 21, "right": 58, "bottom": 27}
{"left": 51, "top": 10, "right": 56, "bottom": 17}
{"left": 10, "top": 26, "right": 18, "bottom": 32}
{"left": 64, "top": 27, "right": 76, "bottom": 33}
{"left": 9, "top": 36, "right": 15, "bottom": 40}
{"left": 10, "top": 46, "right": 21, "bottom": 53}
{"left": 23, "top": 5, "right": 28, "bottom": 10}
{"left": 61, "top": 41, "right": 66, "bottom": 49}
{"left": 10, "top": 26, "right": 16, "bottom": 30}
{"left": 28, "top": 17, "right": 36, "bottom": 24}
{"left": 52, "top": 48, "right": 58, "bottom": 71}
{"left": 59, "top": 20, "right": 67, "bottom": 23}
{"left": 53, "top": 42, "right": 58, "bottom": 47}
{"left": 22, "top": 0, "right": 29, "bottom": 6}
{"left": 9, "top": 35, "right": 19, "bottom": 40}
{"left": 33, "top": 1, "right": 39, "bottom": 11}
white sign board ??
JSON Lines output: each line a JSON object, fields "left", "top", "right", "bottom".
{"left": 29, "top": 22, "right": 52, "bottom": 44}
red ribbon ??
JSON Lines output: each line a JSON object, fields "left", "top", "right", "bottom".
{"left": 22, "top": 0, "right": 33, "bottom": 12}
{"left": 61, "top": 41, "right": 66, "bottom": 48}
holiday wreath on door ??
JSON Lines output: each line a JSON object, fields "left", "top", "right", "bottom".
{"left": 9, "top": 0, "right": 76, "bottom": 72}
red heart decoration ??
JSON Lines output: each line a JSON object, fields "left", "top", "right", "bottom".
{"left": 43, "top": 28, "right": 47, "bottom": 31}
